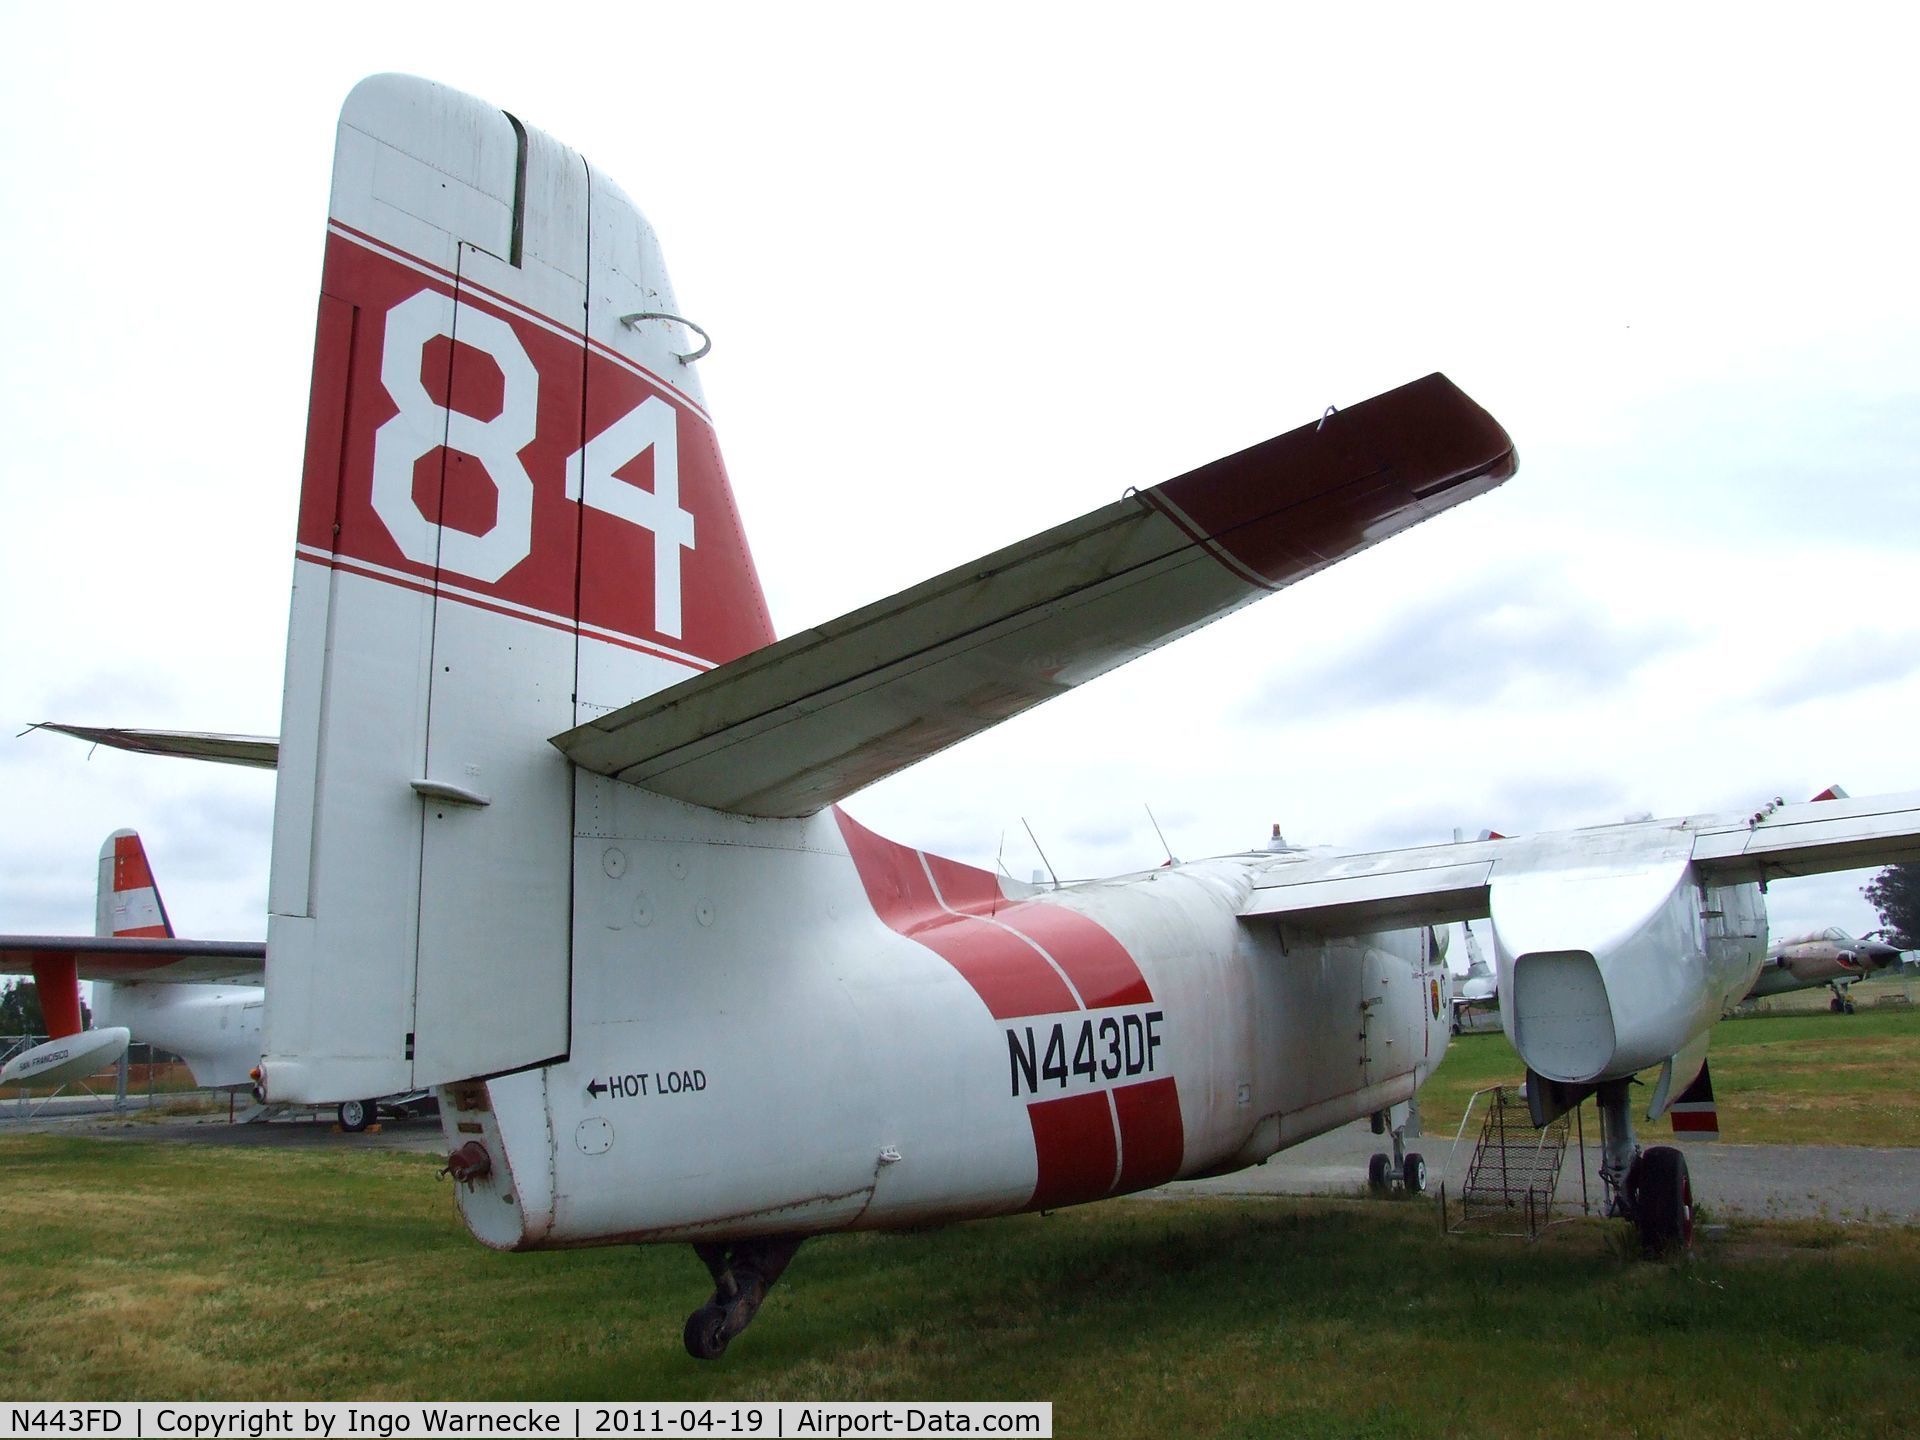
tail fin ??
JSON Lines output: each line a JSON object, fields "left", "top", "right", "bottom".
{"left": 264, "top": 76, "right": 773, "bottom": 1101}
{"left": 97, "top": 829, "right": 174, "bottom": 939}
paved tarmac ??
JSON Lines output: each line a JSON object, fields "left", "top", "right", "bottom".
{"left": 7, "top": 1105, "right": 1918, "bottom": 1224}
{"left": 1153, "top": 1118, "right": 1920, "bottom": 1223}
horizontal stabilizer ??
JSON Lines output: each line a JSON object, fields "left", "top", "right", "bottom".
{"left": 0, "top": 935, "right": 265, "bottom": 985}
{"left": 553, "top": 373, "right": 1515, "bottom": 816}
{"left": 32, "top": 723, "right": 280, "bottom": 770}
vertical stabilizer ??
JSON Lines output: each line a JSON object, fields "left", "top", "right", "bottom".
{"left": 97, "top": 829, "right": 173, "bottom": 939}
{"left": 263, "top": 77, "right": 772, "bottom": 1104}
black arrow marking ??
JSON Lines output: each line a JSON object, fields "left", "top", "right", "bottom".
{"left": 587, "top": 1079, "right": 608, "bottom": 1098}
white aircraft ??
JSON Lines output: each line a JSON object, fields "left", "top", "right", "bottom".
{"left": 11, "top": 77, "right": 1920, "bottom": 1361}
{"left": 0, "top": 830, "right": 413, "bottom": 1132}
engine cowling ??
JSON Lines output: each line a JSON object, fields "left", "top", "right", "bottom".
{"left": 1489, "top": 847, "right": 1765, "bottom": 1086}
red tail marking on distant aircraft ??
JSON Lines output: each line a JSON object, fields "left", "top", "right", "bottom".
{"left": 835, "top": 810, "right": 1186, "bottom": 1204}
{"left": 111, "top": 834, "right": 169, "bottom": 938}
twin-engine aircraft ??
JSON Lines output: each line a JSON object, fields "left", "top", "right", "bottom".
{"left": 9, "top": 76, "right": 1920, "bottom": 1359}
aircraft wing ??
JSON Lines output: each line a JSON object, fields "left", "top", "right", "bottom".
{"left": 30, "top": 724, "right": 280, "bottom": 770}
{"left": 0, "top": 936, "right": 266, "bottom": 985}
{"left": 1241, "top": 789, "right": 1920, "bottom": 933}
{"left": 553, "top": 372, "right": 1515, "bottom": 817}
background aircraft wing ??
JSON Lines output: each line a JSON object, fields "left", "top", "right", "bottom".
{"left": 30, "top": 724, "right": 280, "bottom": 769}
{"left": 553, "top": 372, "right": 1515, "bottom": 817}
{"left": 0, "top": 935, "right": 266, "bottom": 985}
{"left": 1241, "top": 790, "right": 1920, "bottom": 933}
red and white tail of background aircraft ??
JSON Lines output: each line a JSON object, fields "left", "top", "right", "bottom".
{"left": 0, "top": 831, "right": 415, "bottom": 1131}
{"left": 8, "top": 76, "right": 1920, "bottom": 1359}
{"left": 2, "top": 831, "right": 263, "bottom": 1092}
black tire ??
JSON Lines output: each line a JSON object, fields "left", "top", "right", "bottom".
{"left": 1367, "top": 1152, "right": 1392, "bottom": 1193}
{"left": 1403, "top": 1152, "right": 1427, "bottom": 1195}
{"left": 1634, "top": 1145, "right": 1693, "bottom": 1256}
{"left": 1845, "top": 999, "right": 1857, "bottom": 1015}
{"left": 338, "top": 1098, "right": 375, "bottom": 1133}
{"left": 683, "top": 1304, "right": 730, "bottom": 1360}
{"left": 1830, "top": 996, "right": 1845, "bottom": 1013}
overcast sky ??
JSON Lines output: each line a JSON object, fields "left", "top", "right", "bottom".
{"left": 2, "top": 6, "right": 1916, "bottom": 961}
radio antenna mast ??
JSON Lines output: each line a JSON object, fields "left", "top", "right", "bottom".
{"left": 1022, "top": 818, "right": 1061, "bottom": 890}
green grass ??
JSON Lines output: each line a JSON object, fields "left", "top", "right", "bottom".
{"left": 1422, "top": 1005, "right": 1920, "bottom": 1147}
{"left": 4, "top": 1132, "right": 1920, "bottom": 1437}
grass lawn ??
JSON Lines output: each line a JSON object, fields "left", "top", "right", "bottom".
{"left": 1421, "top": 1005, "right": 1920, "bottom": 1147}
{"left": 3, "top": 1132, "right": 1920, "bottom": 1437}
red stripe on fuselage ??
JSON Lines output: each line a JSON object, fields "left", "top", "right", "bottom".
{"left": 835, "top": 809, "right": 1184, "bottom": 1205}
{"left": 1027, "top": 1092, "right": 1120, "bottom": 1210}
{"left": 1113, "top": 1076, "right": 1185, "bottom": 1190}
{"left": 995, "top": 904, "right": 1153, "bottom": 1010}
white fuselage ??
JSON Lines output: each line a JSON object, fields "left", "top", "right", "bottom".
{"left": 93, "top": 982, "right": 263, "bottom": 1090}
{"left": 439, "top": 789, "right": 1451, "bottom": 1250}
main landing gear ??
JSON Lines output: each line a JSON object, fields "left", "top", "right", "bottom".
{"left": 1829, "top": 983, "right": 1857, "bottom": 1014}
{"left": 1367, "top": 1100, "right": 1427, "bottom": 1196}
{"left": 683, "top": 1235, "right": 803, "bottom": 1360}
{"left": 1596, "top": 1078, "right": 1693, "bottom": 1256}
{"left": 338, "top": 1098, "right": 377, "bottom": 1132}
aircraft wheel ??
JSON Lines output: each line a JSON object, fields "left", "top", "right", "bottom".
{"left": 1367, "top": 1152, "right": 1392, "bottom": 1193}
{"left": 1633, "top": 1145, "right": 1693, "bottom": 1257}
{"left": 338, "top": 1098, "right": 375, "bottom": 1133}
{"left": 1830, "top": 996, "right": 1845, "bottom": 1013}
{"left": 1402, "top": 1152, "right": 1427, "bottom": 1195}
{"left": 683, "top": 1303, "right": 731, "bottom": 1361}
{"left": 1844, "top": 999, "right": 1857, "bottom": 1014}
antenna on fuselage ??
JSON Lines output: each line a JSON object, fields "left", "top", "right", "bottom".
{"left": 1145, "top": 803, "right": 1177, "bottom": 867}
{"left": 1022, "top": 818, "right": 1061, "bottom": 890}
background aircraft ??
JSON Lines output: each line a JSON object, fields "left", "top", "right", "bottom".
{"left": 1744, "top": 926, "right": 1906, "bottom": 1014}
{"left": 1451, "top": 921, "right": 1499, "bottom": 1034}
{"left": 12, "top": 77, "right": 1920, "bottom": 1363}
{"left": 0, "top": 831, "right": 417, "bottom": 1131}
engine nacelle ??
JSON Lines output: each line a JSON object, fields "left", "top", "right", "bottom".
{"left": 1489, "top": 850, "right": 1764, "bottom": 1085}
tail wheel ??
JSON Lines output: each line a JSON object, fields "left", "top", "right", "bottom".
{"left": 338, "top": 1098, "right": 376, "bottom": 1132}
{"left": 1367, "top": 1152, "right": 1392, "bottom": 1193}
{"left": 683, "top": 1303, "right": 731, "bottom": 1360}
{"left": 1634, "top": 1145, "right": 1693, "bottom": 1256}
{"left": 1402, "top": 1152, "right": 1427, "bottom": 1194}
